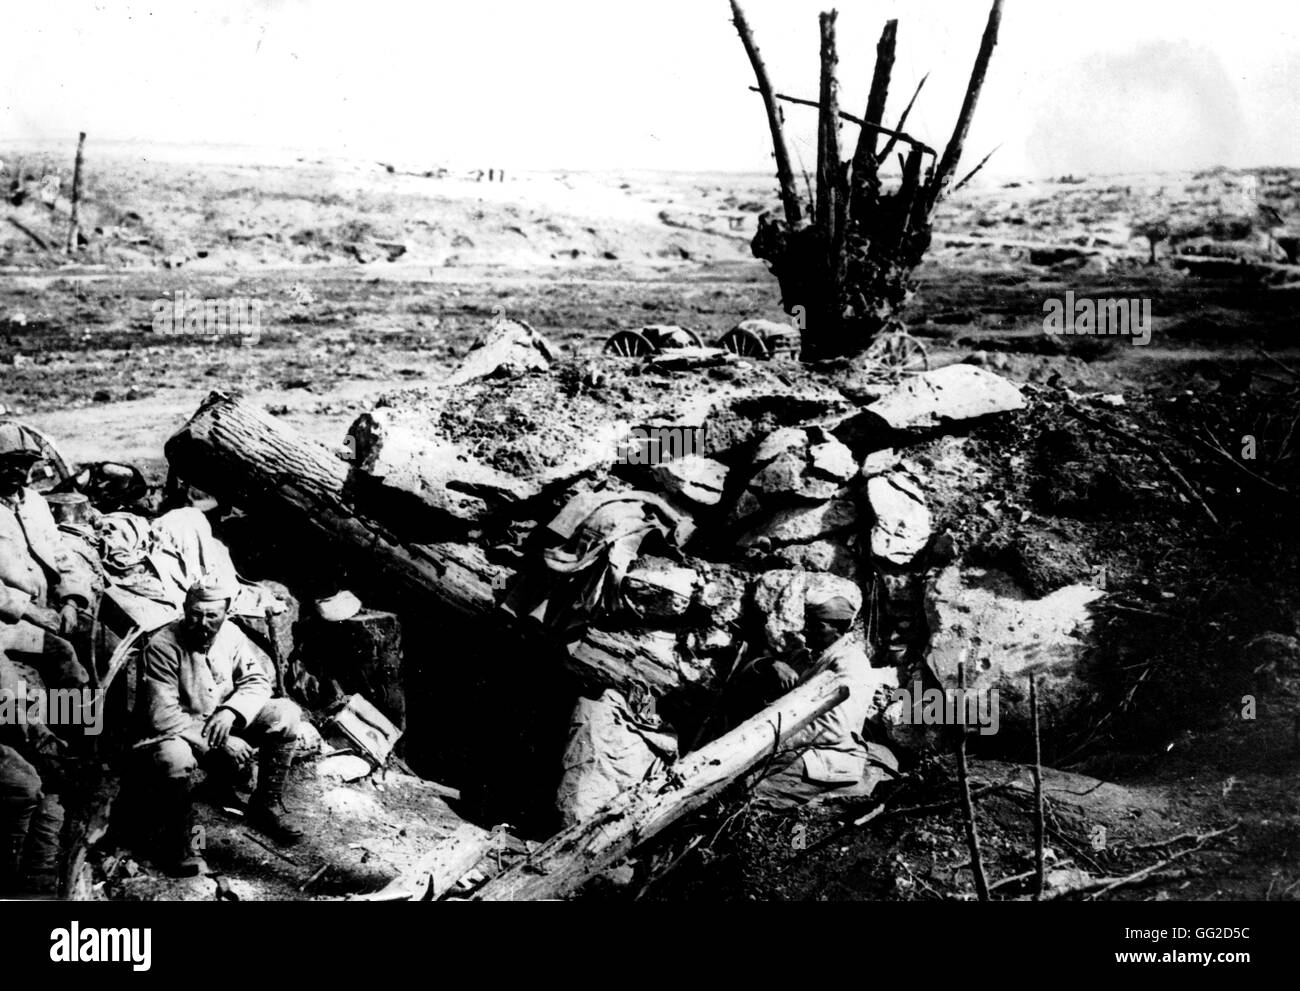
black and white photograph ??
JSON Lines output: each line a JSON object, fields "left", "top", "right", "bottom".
{"left": 0, "top": 0, "right": 1296, "bottom": 968}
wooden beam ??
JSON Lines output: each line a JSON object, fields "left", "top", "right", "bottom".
{"left": 472, "top": 669, "right": 850, "bottom": 900}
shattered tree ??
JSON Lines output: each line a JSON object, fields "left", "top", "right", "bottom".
{"left": 731, "top": 0, "right": 1004, "bottom": 360}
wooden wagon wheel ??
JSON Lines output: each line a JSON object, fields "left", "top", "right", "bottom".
{"left": 718, "top": 327, "right": 770, "bottom": 359}
{"left": 679, "top": 327, "right": 704, "bottom": 348}
{"left": 603, "top": 329, "right": 655, "bottom": 357}
{"left": 864, "top": 330, "right": 929, "bottom": 375}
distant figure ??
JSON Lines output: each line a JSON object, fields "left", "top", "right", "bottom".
{"left": 489, "top": 168, "right": 495, "bottom": 182}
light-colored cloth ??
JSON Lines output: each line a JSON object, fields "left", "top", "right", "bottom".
{"left": 136, "top": 620, "right": 274, "bottom": 752}
{"left": 753, "top": 634, "right": 898, "bottom": 803}
{"left": 101, "top": 508, "right": 277, "bottom": 619}
{"left": 0, "top": 488, "right": 93, "bottom": 624}
{"left": 556, "top": 688, "right": 678, "bottom": 827}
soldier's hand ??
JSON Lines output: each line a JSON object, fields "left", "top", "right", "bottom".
{"left": 222, "top": 736, "right": 254, "bottom": 767}
{"left": 771, "top": 660, "right": 800, "bottom": 691}
{"left": 23, "top": 603, "right": 63, "bottom": 634}
{"left": 59, "top": 602, "right": 89, "bottom": 637}
{"left": 204, "top": 708, "right": 238, "bottom": 749}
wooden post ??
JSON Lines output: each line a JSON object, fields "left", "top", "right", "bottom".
{"left": 66, "top": 131, "right": 86, "bottom": 254}
{"left": 472, "top": 670, "right": 849, "bottom": 900}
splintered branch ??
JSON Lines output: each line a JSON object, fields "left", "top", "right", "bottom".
{"left": 930, "top": 0, "right": 1004, "bottom": 206}
{"left": 731, "top": 0, "right": 804, "bottom": 227}
{"left": 877, "top": 73, "right": 928, "bottom": 165}
{"left": 750, "top": 88, "right": 937, "bottom": 157}
{"left": 850, "top": 19, "right": 897, "bottom": 213}
{"left": 953, "top": 144, "right": 1001, "bottom": 193}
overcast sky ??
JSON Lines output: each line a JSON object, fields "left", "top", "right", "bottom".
{"left": 4, "top": 0, "right": 1298, "bottom": 177}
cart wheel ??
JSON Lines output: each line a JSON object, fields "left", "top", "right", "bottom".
{"left": 718, "top": 327, "right": 769, "bottom": 359}
{"left": 681, "top": 327, "right": 704, "bottom": 348}
{"left": 865, "top": 331, "right": 929, "bottom": 375}
{"left": 603, "top": 329, "right": 655, "bottom": 357}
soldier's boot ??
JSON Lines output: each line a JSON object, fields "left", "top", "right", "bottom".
{"left": 18, "top": 793, "right": 64, "bottom": 898}
{"left": 157, "top": 777, "right": 207, "bottom": 878}
{"left": 247, "top": 746, "right": 305, "bottom": 846}
{"left": 0, "top": 796, "right": 37, "bottom": 896}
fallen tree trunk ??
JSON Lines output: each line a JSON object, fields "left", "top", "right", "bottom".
{"left": 165, "top": 392, "right": 709, "bottom": 697}
{"left": 165, "top": 391, "right": 504, "bottom": 618}
{"left": 472, "top": 669, "right": 849, "bottom": 901}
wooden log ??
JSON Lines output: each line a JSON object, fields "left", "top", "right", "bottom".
{"left": 351, "top": 823, "right": 497, "bottom": 901}
{"left": 472, "top": 669, "right": 849, "bottom": 901}
{"left": 730, "top": 0, "right": 803, "bottom": 227}
{"left": 929, "top": 0, "right": 1004, "bottom": 207}
{"left": 66, "top": 131, "right": 85, "bottom": 254}
{"left": 165, "top": 391, "right": 505, "bottom": 619}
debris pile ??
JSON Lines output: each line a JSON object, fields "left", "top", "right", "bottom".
{"left": 151, "top": 316, "right": 1092, "bottom": 898}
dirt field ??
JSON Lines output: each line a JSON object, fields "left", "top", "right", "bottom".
{"left": 3, "top": 148, "right": 1299, "bottom": 900}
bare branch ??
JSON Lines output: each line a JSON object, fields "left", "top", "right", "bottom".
{"left": 850, "top": 19, "right": 897, "bottom": 217}
{"left": 731, "top": 0, "right": 804, "bottom": 227}
{"left": 953, "top": 144, "right": 1001, "bottom": 193}
{"left": 877, "top": 73, "right": 928, "bottom": 165}
{"left": 929, "top": 0, "right": 1004, "bottom": 207}
{"left": 750, "top": 88, "right": 936, "bottom": 156}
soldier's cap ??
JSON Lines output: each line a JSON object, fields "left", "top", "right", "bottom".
{"left": 806, "top": 584, "right": 862, "bottom": 625}
{"left": 0, "top": 423, "right": 45, "bottom": 464}
{"left": 185, "top": 572, "right": 239, "bottom": 606}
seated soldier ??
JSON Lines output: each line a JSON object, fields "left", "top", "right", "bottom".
{"left": 0, "top": 658, "right": 67, "bottom": 898}
{"left": 746, "top": 585, "right": 898, "bottom": 809}
{"left": 135, "top": 573, "right": 305, "bottom": 877}
{"left": 0, "top": 429, "right": 94, "bottom": 690}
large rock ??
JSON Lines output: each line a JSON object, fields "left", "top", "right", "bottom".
{"left": 866, "top": 470, "right": 932, "bottom": 566}
{"left": 651, "top": 455, "right": 728, "bottom": 506}
{"left": 751, "top": 570, "right": 861, "bottom": 654}
{"left": 739, "top": 496, "right": 858, "bottom": 549}
{"left": 837, "top": 365, "right": 1025, "bottom": 449}
{"left": 923, "top": 565, "right": 1104, "bottom": 732}
{"left": 346, "top": 412, "right": 529, "bottom": 532}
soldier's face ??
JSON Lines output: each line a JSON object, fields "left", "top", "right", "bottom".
{"left": 806, "top": 617, "right": 846, "bottom": 652}
{"left": 0, "top": 459, "right": 32, "bottom": 494}
{"left": 182, "top": 599, "right": 229, "bottom": 648}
